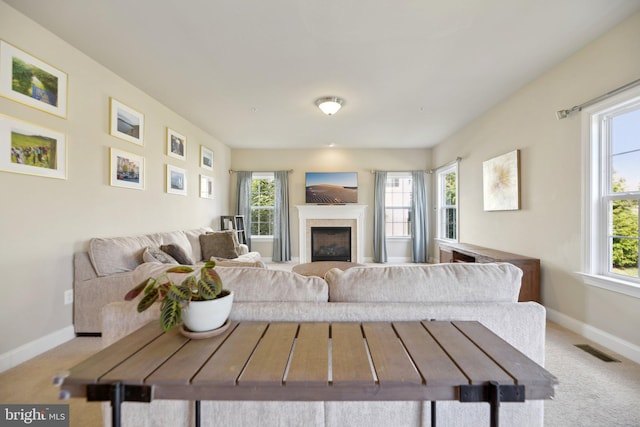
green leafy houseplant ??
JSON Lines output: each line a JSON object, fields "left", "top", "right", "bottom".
{"left": 124, "top": 261, "right": 230, "bottom": 331}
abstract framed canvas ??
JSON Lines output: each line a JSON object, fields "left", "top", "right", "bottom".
{"left": 167, "top": 164, "right": 187, "bottom": 196}
{"left": 0, "top": 114, "right": 67, "bottom": 179}
{"left": 0, "top": 40, "right": 68, "bottom": 118}
{"left": 167, "top": 127, "right": 186, "bottom": 160}
{"left": 483, "top": 149, "right": 520, "bottom": 211}
{"left": 109, "top": 98, "right": 144, "bottom": 145}
{"left": 200, "top": 174, "right": 214, "bottom": 199}
{"left": 200, "top": 145, "right": 213, "bottom": 170}
{"left": 110, "top": 147, "right": 144, "bottom": 190}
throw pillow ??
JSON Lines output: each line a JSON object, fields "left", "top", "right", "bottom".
{"left": 160, "top": 243, "right": 195, "bottom": 265}
{"left": 142, "top": 246, "right": 178, "bottom": 264}
{"left": 200, "top": 231, "right": 240, "bottom": 260}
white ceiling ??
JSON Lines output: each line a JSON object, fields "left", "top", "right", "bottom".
{"left": 5, "top": 0, "right": 640, "bottom": 149}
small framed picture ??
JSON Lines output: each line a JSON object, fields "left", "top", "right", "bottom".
{"left": 0, "top": 40, "right": 68, "bottom": 118}
{"left": 110, "top": 148, "right": 144, "bottom": 190}
{"left": 109, "top": 98, "right": 144, "bottom": 145}
{"left": 200, "top": 145, "right": 213, "bottom": 170}
{"left": 167, "top": 127, "right": 186, "bottom": 160}
{"left": 0, "top": 114, "right": 67, "bottom": 179}
{"left": 167, "top": 164, "right": 187, "bottom": 196}
{"left": 200, "top": 174, "right": 214, "bottom": 199}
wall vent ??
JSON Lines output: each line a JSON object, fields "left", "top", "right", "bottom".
{"left": 574, "top": 344, "right": 620, "bottom": 362}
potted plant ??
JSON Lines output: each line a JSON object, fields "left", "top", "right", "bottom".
{"left": 124, "top": 261, "right": 233, "bottom": 332}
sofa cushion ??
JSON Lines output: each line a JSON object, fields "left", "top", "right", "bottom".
{"left": 325, "top": 263, "right": 522, "bottom": 303}
{"left": 142, "top": 247, "right": 178, "bottom": 264}
{"left": 183, "top": 227, "right": 213, "bottom": 263}
{"left": 160, "top": 243, "right": 195, "bottom": 265}
{"left": 200, "top": 231, "right": 240, "bottom": 259}
{"left": 131, "top": 263, "right": 328, "bottom": 303}
{"left": 89, "top": 234, "right": 160, "bottom": 276}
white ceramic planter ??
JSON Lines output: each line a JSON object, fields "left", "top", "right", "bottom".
{"left": 181, "top": 291, "right": 233, "bottom": 332}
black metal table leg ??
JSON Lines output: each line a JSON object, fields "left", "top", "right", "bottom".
{"left": 431, "top": 401, "right": 437, "bottom": 427}
{"left": 195, "top": 400, "right": 201, "bottom": 427}
{"left": 110, "top": 382, "right": 123, "bottom": 427}
{"left": 488, "top": 381, "right": 500, "bottom": 427}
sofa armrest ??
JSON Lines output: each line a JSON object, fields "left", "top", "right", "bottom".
{"left": 101, "top": 301, "right": 159, "bottom": 347}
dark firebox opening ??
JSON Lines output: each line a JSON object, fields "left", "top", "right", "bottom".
{"left": 311, "top": 227, "right": 351, "bottom": 262}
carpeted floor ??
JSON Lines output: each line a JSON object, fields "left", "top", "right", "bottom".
{"left": 1, "top": 320, "right": 638, "bottom": 426}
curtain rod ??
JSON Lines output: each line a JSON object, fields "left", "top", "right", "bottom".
{"left": 369, "top": 169, "right": 429, "bottom": 174}
{"left": 228, "top": 169, "right": 293, "bottom": 174}
{"left": 427, "top": 157, "right": 462, "bottom": 174}
{"left": 556, "top": 78, "right": 640, "bottom": 119}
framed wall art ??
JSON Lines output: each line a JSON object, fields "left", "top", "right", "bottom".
{"left": 200, "top": 145, "right": 213, "bottom": 170}
{"left": 200, "top": 174, "right": 214, "bottom": 199}
{"left": 167, "top": 164, "right": 187, "bottom": 196}
{"left": 482, "top": 149, "right": 520, "bottom": 211}
{"left": 0, "top": 40, "right": 68, "bottom": 118}
{"left": 110, "top": 147, "right": 144, "bottom": 190}
{"left": 167, "top": 127, "right": 186, "bottom": 160}
{"left": 0, "top": 114, "right": 67, "bottom": 179}
{"left": 109, "top": 98, "right": 144, "bottom": 145}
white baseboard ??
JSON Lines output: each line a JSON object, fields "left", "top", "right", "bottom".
{"left": 546, "top": 308, "right": 640, "bottom": 364}
{"left": 0, "top": 326, "right": 75, "bottom": 373}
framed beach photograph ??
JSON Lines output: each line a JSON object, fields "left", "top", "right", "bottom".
{"left": 167, "top": 164, "right": 187, "bottom": 196}
{"left": 0, "top": 114, "right": 67, "bottom": 179}
{"left": 110, "top": 148, "right": 144, "bottom": 190}
{"left": 166, "top": 127, "right": 186, "bottom": 160}
{"left": 483, "top": 149, "right": 520, "bottom": 211}
{"left": 0, "top": 40, "right": 68, "bottom": 118}
{"left": 109, "top": 98, "right": 144, "bottom": 145}
{"left": 200, "top": 145, "right": 213, "bottom": 170}
{"left": 200, "top": 174, "right": 214, "bottom": 199}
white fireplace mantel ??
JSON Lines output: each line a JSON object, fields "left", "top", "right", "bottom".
{"left": 297, "top": 204, "right": 367, "bottom": 263}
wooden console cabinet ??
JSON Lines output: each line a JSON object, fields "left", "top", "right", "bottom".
{"left": 439, "top": 242, "right": 540, "bottom": 303}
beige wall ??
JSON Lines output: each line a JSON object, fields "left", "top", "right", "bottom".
{"left": 431, "top": 12, "right": 640, "bottom": 359}
{"left": 230, "top": 148, "right": 431, "bottom": 260}
{"left": 0, "top": 2, "right": 230, "bottom": 363}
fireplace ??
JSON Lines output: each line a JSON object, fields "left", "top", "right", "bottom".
{"left": 296, "top": 204, "right": 366, "bottom": 263}
{"left": 311, "top": 227, "right": 351, "bottom": 262}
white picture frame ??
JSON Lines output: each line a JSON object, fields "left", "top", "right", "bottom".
{"left": 0, "top": 40, "right": 68, "bottom": 118}
{"left": 200, "top": 174, "right": 214, "bottom": 199}
{"left": 109, "top": 98, "right": 144, "bottom": 145}
{"left": 0, "top": 114, "right": 67, "bottom": 179}
{"left": 200, "top": 145, "right": 213, "bottom": 170}
{"left": 166, "top": 164, "right": 187, "bottom": 196}
{"left": 110, "top": 147, "right": 144, "bottom": 190}
{"left": 167, "top": 127, "right": 186, "bottom": 160}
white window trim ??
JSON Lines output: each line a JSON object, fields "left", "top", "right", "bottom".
{"left": 386, "top": 172, "right": 412, "bottom": 238}
{"left": 580, "top": 85, "right": 640, "bottom": 299}
{"left": 250, "top": 172, "right": 275, "bottom": 238}
{"left": 435, "top": 163, "right": 458, "bottom": 242}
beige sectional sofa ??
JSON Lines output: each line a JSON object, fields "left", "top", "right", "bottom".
{"left": 73, "top": 227, "right": 262, "bottom": 333}
{"left": 100, "top": 262, "right": 548, "bottom": 427}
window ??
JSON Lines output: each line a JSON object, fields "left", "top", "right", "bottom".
{"left": 582, "top": 88, "right": 640, "bottom": 296}
{"left": 250, "top": 172, "right": 274, "bottom": 237}
{"left": 385, "top": 173, "right": 412, "bottom": 237}
{"left": 436, "top": 164, "right": 458, "bottom": 241}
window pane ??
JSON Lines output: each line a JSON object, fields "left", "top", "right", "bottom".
{"left": 445, "top": 207, "right": 457, "bottom": 240}
{"left": 609, "top": 199, "right": 639, "bottom": 277}
{"left": 611, "top": 109, "right": 640, "bottom": 193}
{"left": 445, "top": 172, "right": 457, "bottom": 205}
{"left": 250, "top": 175, "right": 275, "bottom": 236}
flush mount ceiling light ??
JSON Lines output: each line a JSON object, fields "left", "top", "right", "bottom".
{"left": 315, "top": 97, "right": 344, "bottom": 115}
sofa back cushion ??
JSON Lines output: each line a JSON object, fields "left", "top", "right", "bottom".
{"left": 325, "top": 263, "right": 522, "bottom": 303}
{"left": 217, "top": 267, "right": 329, "bottom": 302}
{"left": 88, "top": 228, "right": 211, "bottom": 276}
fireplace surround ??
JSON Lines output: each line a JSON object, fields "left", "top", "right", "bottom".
{"left": 296, "top": 205, "right": 366, "bottom": 263}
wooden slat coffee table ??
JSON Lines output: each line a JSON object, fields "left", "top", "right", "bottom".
{"left": 58, "top": 320, "right": 557, "bottom": 427}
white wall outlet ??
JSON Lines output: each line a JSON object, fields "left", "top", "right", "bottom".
{"left": 64, "top": 289, "right": 74, "bottom": 305}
